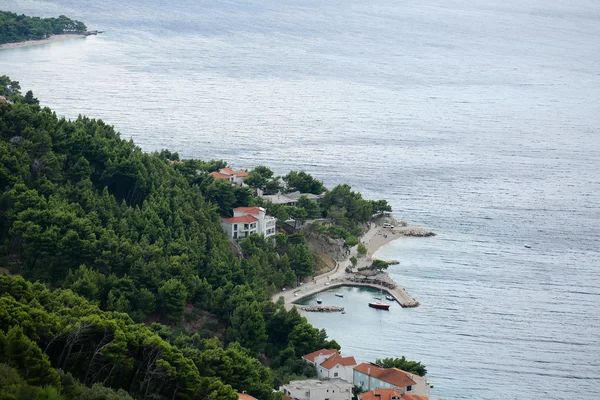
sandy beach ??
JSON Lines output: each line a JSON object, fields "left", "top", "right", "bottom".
{"left": 0, "top": 34, "right": 85, "bottom": 51}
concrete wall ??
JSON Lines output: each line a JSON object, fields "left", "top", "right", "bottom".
{"left": 281, "top": 381, "right": 353, "bottom": 400}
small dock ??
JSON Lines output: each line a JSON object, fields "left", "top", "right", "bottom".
{"left": 290, "top": 279, "right": 419, "bottom": 309}
{"left": 298, "top": 305, "right": 345, "bottom": 312}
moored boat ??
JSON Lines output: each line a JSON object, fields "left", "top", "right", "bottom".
{"left": 385, "top": 295, "right": 395, "bottom": 301}
{"left": 369, "top": 302, "right": 390, "bottom": 310}
{"left": 316, "top": 298, "right": 322, "bottom": 304}
{"left": 335, "top": 293, "right": 344, "bottom": 298}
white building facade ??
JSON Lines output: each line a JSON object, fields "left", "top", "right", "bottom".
{"left": 280, "top": 379, "right": 353, "bottom": 400}
{"left": 316, "top": 354, "right": 357, "bottom": 383}
{"left": 221, "top": 207, "right": 276, "bottom": 239}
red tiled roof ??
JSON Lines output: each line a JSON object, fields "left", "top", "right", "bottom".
{"left": 209, "top": 171, "right": 231, "bottom": 180}
{"left": 220, "top": 167, "right": 236, "bottom": 175}
{"left": 360, "top": 388, "right": 404, "bottom": 400}
{"left": 0, "top": 96, "right": 7, "bottom": 103}
{"left": 233, "top": 206, "right": 263, "bottom": 214}
{"left": 353, "top": 363, "right": 417, "bottom": 388}
{"left": 320, "top": 352, "right": 357, "bottom": 370}
{"left": 302, "top": 348, "right": 337, "bottom": 363}
{"left": 401, "top": 395, "right": 428, "bottom": 400}
{"left": 223, "top": 215, "right": 258, "bottom": 224}
{"left": 236, "top": 171, "right": 248, "bottom": 177}
{"left": 238, "top": 394, "right": 258, "bottom": 400}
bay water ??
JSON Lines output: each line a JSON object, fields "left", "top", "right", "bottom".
{"left": 1, "top": 0, "right": 599, "bottom": 398}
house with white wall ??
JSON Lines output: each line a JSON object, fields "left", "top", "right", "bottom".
{"left": 280, "top": 379, "right": 353, "bottom": 400}
{"left": 221, "top": 206, "right": 276, "bottom": 239}
{"left": 317, "top": 352, "right": 357, "bottom": 382}
{"left": 353, "top": 363, "right": 429, "bottom": 397}
{"left": 302, "top": 349, "right": 338, "bottom": 367}
{"left": 209, "top": 168, "right": 248, "bottom": 186}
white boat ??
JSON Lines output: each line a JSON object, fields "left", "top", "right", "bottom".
{"left": 524, "top": 244, "right": 532, "bottom": 248}
{"left": 385, "top": 295, "right": 394, "bottom": 301}
{"left": 335, "top": 293, "right": 344, "bottom": 298}
{"left": 316, "top": 298, "right": 322, "bottom": 304}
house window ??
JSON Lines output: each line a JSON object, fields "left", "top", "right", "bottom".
{"left": 407, "top": 385, "right": 412, "bottom": 392}
{"left": 233, "top": 225, "right": 237, "bottom": 230}
{"left": 334, "top": 372, "right": 338, "bottom": 377}
{"left": 244, "top": 224, "right": 249, "bottom": 229}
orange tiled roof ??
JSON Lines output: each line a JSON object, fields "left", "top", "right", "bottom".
{"left": 401, "top": 394, "right": 428, "bottom": 400}
{"left": 238, "top": 393, "right": 258, "bottom": 400}
{"left": 220, "top": 167, "right": 236, "bottom": 175}
{"left": 236, "top": 171, "right": 249, "bottom": 177}
{"left": 320, "top": 352, "right": 357, "bottom": 370}
{"left": 360, "top": 388, "right": 404, "bottom": 400}
{"left": 302, "top": 348, "right": 337, "bottom": 363}
{"left": 0, "top": 96, "right": 7, "bottom": 103}
{"left": 223, "top": 215, "right": 258, "bottom": 224}
{"left": 234, "top": 206, "right": 264, "bottom": 214}
{"left": 209, "top": 171, "right": 231, "bottom": 180}
{"left": 353, "top": 363, "right": 417, "bottom": 388}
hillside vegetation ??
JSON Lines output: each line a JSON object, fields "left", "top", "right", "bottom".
{"left": 0, "top": 76, "right": 339, "bottom": 399}
{"left": 0, "top": 11, "right": 87, "bottom": 44}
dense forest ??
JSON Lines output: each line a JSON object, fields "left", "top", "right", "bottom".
{"left": 0, "top": 76, "right": 343, "bottom": 399}
{"left": 0, "top": 11, "right": 87, "bottom": 44}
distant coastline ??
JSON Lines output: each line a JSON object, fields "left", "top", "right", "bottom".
{"left": 0, "top": 33, "right": 87, "bottom": 51}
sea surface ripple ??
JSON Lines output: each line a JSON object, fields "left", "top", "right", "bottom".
{"left": 1, "top": 0, "right": 599, "bottom": 398}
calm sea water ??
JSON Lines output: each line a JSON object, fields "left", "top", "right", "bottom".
{"left": 2, "top": 0, "right": 599, "bottom": 398}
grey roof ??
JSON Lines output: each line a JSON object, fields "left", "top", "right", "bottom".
{"left": 262, "top": 194, "right": 296, "bottom": 204}
{"left": 286, "top": 191, "right": 324, "bottom": 200}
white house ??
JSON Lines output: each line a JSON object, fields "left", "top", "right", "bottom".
{"left": 302, "top": 348, "right": 338, "bottom": 368}
{"left": 353, "top": 363, "right": 429, "bottom": 397}
{"left": 302, "top": 349, "right": 357, "bottom": 383}
{"left": 280, "top": 379, "right": 353, "bottom": 400}
{"left": 316, "top": 352, "right": 357, "bottom": 382}
{"left": 221, "top": 206, "right": 276, "bottom": 239}
{"left": 209, "top": 168, "right": 248, "bottom": 186}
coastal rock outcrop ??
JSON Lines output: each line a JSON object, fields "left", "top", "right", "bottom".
{"left": 397, "top": 227, "right": 436, "bottom": 237}
{"left": 304, "top": 231, "right": 349, "bottom": 261}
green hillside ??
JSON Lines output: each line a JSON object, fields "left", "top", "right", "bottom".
{"left": 0, "top": 76, "right": 338, "bottom": 399}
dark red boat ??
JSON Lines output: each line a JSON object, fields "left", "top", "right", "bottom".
{"left": 368, "top": 302, "right": 390, "bottom": 310}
